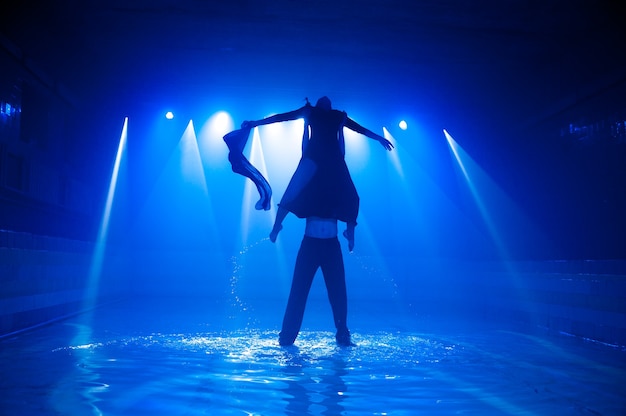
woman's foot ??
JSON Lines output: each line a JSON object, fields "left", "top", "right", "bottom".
{"left": 269, "top": 225, "right": 283, "bottom": 242}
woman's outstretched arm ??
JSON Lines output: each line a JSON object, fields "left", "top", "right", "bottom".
{"left": 242, "top": 106, "right": 308, "bottom": 129}
{"left": 345, "top": 118, "right": 394, "bottom": 150}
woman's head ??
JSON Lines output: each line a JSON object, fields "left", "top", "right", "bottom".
{"left": 315, "top": 96, "right": 332, "bottom": 110}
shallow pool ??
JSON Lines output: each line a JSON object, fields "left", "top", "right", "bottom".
{"left": 1, "top": 298, "right": 624, "bottom": 415}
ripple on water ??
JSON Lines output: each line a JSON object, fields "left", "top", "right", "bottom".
{"left": 46, "top": 329, "right": 460, "bottom": 414}
{"left": 6, "top": 327, "right": 625, "bottom": 415}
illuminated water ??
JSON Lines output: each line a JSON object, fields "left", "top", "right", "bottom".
{"left": 1, "top": 298, "right": 625, "bottom": 415}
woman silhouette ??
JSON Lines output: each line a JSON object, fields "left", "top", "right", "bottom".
{"left": 241, "top": 96, "right": 393, "bottom": 250}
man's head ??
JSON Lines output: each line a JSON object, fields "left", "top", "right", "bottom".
{"left": 315, "top": 96, "right": 332, "bottom": 110}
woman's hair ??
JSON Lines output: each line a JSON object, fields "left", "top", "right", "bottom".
{"left": 315, "top": 96, "right": 332, "bottom": 110}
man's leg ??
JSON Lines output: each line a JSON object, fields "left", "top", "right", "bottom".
{"left": 319, "top": 238, "right": 352, "bottom": 346}
{"left": 279, "top": 237, "right": 319, "bottom": 346}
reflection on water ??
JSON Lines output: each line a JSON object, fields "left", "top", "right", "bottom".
{"left": 279, "top": 345, "right": 348, "bottom": 416}
{"left": 45, "top": 329, "right": 456, "bottom": 415}
{"left": 1, "top": 305, "right": 626, "bottom": 415}
{"left": 49, "top": 322, "right": 108, "bottom": 416}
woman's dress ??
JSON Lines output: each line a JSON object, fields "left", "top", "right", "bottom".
{"left": 280, "top": 107, "right": 359, "bottom": 224}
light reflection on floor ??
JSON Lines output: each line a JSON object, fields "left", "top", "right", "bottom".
{"left": 1, "top": 298, "right": 625, "bottom": 415}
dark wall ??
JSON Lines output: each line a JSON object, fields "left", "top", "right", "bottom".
{"left": 0, "top": 38, "right": 100, "bottom": 241}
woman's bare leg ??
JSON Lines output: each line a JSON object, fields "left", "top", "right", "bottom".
{"left": 343, "top": 222, "right": 356, "bottom": 252}
{"left": 270, "top": 158, "right": 317, "bottom": 242}
{"left": 270, "top": 207, "right": 288, "bottom": 242}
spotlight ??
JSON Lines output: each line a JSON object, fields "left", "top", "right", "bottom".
{"left": 165, "top": 111, "right": 174, "bottom": 120}
{"left": 399, "top": 120, "right": 407, "bottom": 130}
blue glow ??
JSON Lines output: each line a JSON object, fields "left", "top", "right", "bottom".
{"left": 129, "top": 117, "right": 223, "bottom": 294}
{"left": 399, "top": 120, "right": 407, "bottom": 130}
{"left": 180, "top": 121, "right": 208, "bottom": 190}
{"left": 73, "top": 117, "right": 128, "bottom": 348}
{"left": 443, "top": 128, "right": 541, "bottom": 323}
{"left": 86, "top": 117, "right": 128, "bottom": 304}
{"left": 444, "top": 129, "right": 505, "bottom": 253}
{"left": 343, "top": 127, "right": 372, "bottom": 173}
{"left": 256, "top": 118, "right": 303, "bottom": 183}
{"left": 4, "top": 102, "right": 620, "bottom": 416}
{"left": 379, "top": 125, "right": 457, "bottom": 259}
{"left": 165, "top": 111, "right": 174, "bottom": 119}
{"left": 383, "top": 127, "right": 402, "bottom": 177}
{"left": 197, "top": 111, "right": 234, "bottom": 168}
{"left": 241, "top": 127, "right": 273, "bottom": 245}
